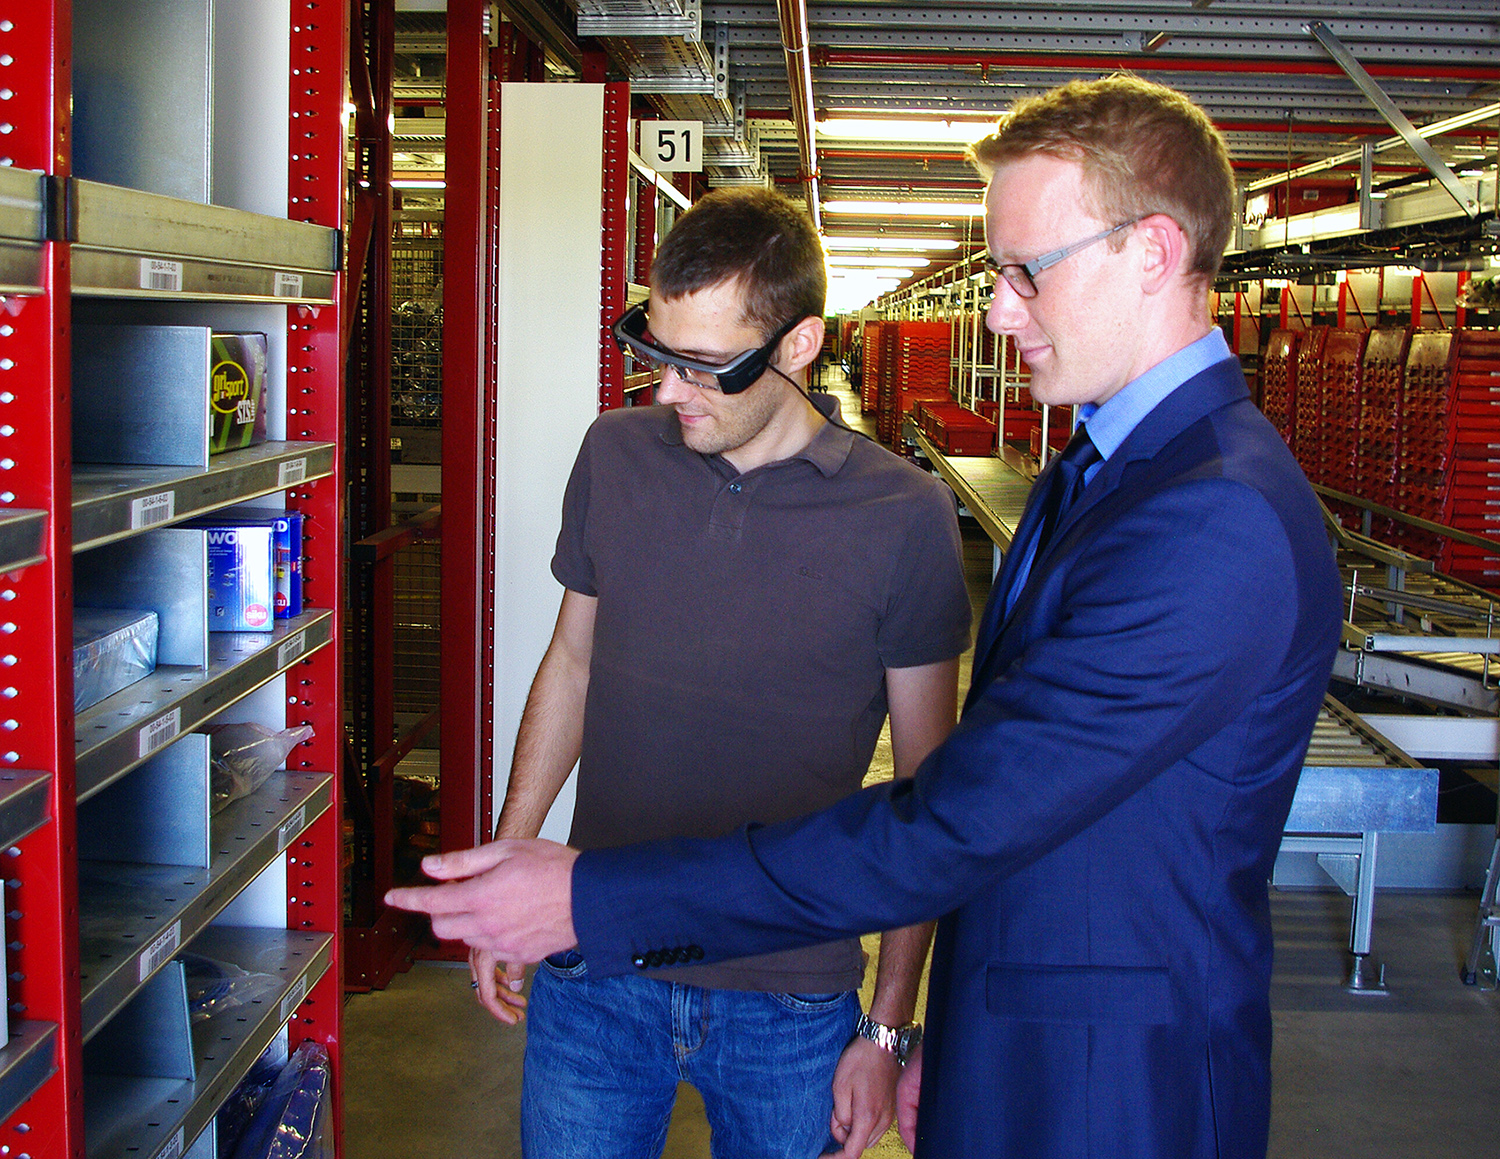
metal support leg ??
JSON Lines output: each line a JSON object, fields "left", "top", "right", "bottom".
{"left": 1461, "top": 830, "right": 1499, "bottom": 987}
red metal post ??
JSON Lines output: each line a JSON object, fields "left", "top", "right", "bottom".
{"left": 1456, "top": 270, "right": 1469, "bottom": 328}
{"left": 441, "top": 0, "right": 491, "bottom": 853}
{"left": 0, "top": 3, "right": 80, "bottom": 1156}
{"left": 1411, "top": 274, "right": 1424, "bottom": 327}
{"left": 286, "top": 1, "right": 349, "bottom": 1146}
{"left": 600, "top": 82, "right": 631, "bottom": 412}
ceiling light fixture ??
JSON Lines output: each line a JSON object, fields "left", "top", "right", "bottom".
{"left": 827, "top": 256, "right": 930, "bottom": 269}
{"left": 824, "top": 236, "right": 961, "bottom": 251}
{"left": 824, "top": 200, "right": 984, "bottom": 218}
{"left": 816, "top": 118, "right": 995, "bottom": 146}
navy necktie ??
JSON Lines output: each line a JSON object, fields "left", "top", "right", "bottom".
{"left": 1030, "top": 426, "right": 1102, "bottom": 562}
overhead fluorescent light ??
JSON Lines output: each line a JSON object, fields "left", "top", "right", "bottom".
{"left": 824, "top": 200, "right": 984, "bottom": 218}
{"left": 824, "top": 236, "right": 961, "bottom": 251}
{"left": 827, "top": 256, "right": 930, "bottom": 269}
{"left": 393, "top": 178, "right": 446, "bottom": 189}
{"left": 816, "top": 118, "right": 994, "bottom": 146}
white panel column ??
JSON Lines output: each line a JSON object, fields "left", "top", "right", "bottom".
{"left": 491, "top": 83, "right": 606, "bottom": 842}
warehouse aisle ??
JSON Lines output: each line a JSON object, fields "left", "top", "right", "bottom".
{"left": 344, "top": 377, "right": 1500, "bottom": 1158}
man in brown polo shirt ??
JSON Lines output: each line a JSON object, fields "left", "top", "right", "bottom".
{"left": 469, "top": 187, "right": 970, "bottom": 1158}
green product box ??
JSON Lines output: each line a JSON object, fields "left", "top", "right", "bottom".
{"left": 210, "top": 332, "right": 270, "bottom": 454}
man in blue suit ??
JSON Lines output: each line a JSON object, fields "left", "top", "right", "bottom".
{"left": 391, "top": 75, "right": 1343, "bottom": 1158}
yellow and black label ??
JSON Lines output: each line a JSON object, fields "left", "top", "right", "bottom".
{"left": 211, "top": 359, "right": 253, "bottom": 415}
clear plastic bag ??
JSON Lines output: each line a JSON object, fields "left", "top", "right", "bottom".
{"left": 230, "top": 1040, "right": 332, "bottom": 1159}
{"left": 180, "top": 952, "right": 283, "bottom": 1023}
{"left": 206, "top": 722, "right": 315, "bottom": 813}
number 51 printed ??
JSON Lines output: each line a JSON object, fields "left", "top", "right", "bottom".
{"left": 642, "top": 120, "right": 703, "bottom": 172}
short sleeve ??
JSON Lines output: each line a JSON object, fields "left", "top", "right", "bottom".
{"left": 876, "top": 479, "right": 972, "bottom": 669}
{"left": 550, "top": 424, "right": 598, "bottom": 597}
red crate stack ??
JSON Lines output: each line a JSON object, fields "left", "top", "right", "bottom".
{"left": 1260, "top": 329, "right": 1300, "bottom": 455}
{"left": 1028, "top": 421, "right": 1072, "bottom": 458}
{"left": 1319, "top": 328, "right": 1369, "bottom": 495}
{"left": 1357, "top": 327, "right": 1412, "bottom": 512}
{"left": 1293, "top": 327, "right": 1331, "bottom": 484}
{"left": 878, "top": 321, "right": 952, "bottom": 444}
{"left": 913, "top": 399, "right": 997, "bottom": 456}
{"left": 860, "top": 320, "right": 887, "bottom": 413}
{"left": 1436, "top": 329, "right": 1500, "bottom": 584}
{"left": 1395, "top": 329, "right": 1458, "bottom": 559}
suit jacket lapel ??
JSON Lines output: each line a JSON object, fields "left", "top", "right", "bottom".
{"left": 965, "top": 359, "right": 1251, "bottom": 709}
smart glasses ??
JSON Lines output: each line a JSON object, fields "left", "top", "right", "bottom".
{"left": 611, "top": 303, "right": 806, "bottom": 395}
{"left": 985, "top": 219, "right": 1140, "bottom": 299}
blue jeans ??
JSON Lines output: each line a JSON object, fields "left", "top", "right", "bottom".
{"left": 521, "top": 952, "right": 860, "bottom": 1159}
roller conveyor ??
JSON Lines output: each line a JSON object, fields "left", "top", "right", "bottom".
{"left": 918, "top": 439, "right": 1441, "bottom": 987}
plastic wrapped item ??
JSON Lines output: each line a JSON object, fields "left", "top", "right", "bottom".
{"left": 207, "top": 722, "right": 315, "bottom": 813}
{"left": 217, "top": 1050, "right": 285, "bottom": 1159}
{"left": 230, "top": 1041, "right": 332, "bottom": 1159}
{"left": 73, "top": 607, "right": 159, "bottom": 711}
{"left": 181, "top": 952, "right": 283, "bottom": 1023}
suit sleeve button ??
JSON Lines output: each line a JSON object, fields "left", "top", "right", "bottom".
{"left": 688, "top": 945, "right": 705, "bottom": 961}
{"left": 632, "top": 954, "right": 648, "bottom": 970}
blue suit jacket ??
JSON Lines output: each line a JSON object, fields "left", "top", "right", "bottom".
{"left": 574, "top": 356, "right": 1343, "bottom": 1158}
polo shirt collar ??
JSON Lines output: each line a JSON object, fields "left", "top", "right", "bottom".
{"left": 658, "top": 391, "right": 856, "bottom": 478}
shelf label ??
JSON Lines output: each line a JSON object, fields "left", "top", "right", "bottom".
{"left": 275, "top": 271, "right": 305, "bottom": 298}
{"left": 280, "top": 972, "right": 309, "bottom": 1023}
{"left": 132, "top": 490, "right": 176, "bottom": 529}
{"left": 139, "top": 708, "right": 182, "bottom": 759}
{"left": 140, "top": 258, "right": 184, "bottom": 293}
{"left": 139, "top": 920, "right": 182, "bottom": 983}
{"left": 277, "top": 631, "right": 307, "bottom": 670}
{"left": 278, "top": 803, "right": 308, "bottom": 853}
{"left": 152, "top": 1128, "right": 184, "bottom": 1159}
{"left": 278, "top": 457, "right": 308, "bottom": 487}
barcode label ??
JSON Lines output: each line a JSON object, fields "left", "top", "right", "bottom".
{"left": 277, "top": 632, "right": 307, "bottom": 670}
{"left": 279, "top": 973, "right": 309, "bottom": 1022}
{"left": 275, "top": 271, "right": 304, "bottom": 298}
{"left": 140, "top": 258, "right": 184, "bottom": 292}
{"left": 131, "top": 491, "right": 175, "bottom": 529}
{"left": 139, "top": 921, "right": 181, "bottom": 983}
{"left": 278, "top": 457, "right": 308, "bottom": 487}
{"left": 152, "top": 1128, "right": 184, "bottom": 1159}
{"left": 139, "top": 708, "right": 181, "bottom": 759}
{"left": 278, "top": 804, "right": 307, "bottom": 853}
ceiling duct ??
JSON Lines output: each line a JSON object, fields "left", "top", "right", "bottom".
{"left": 776, "top": 0, "right": 820, "bottom": 229}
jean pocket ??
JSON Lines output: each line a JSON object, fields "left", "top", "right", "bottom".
{"left": 539, "top": 950, "right": 588, "bottom": 979}
{"left": 771, "top": 991, "right": 851, "bottom": 1013}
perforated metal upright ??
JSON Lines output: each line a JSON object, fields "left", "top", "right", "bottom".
{"left": 0, "top": 3, "right": 349, "bottom": 1154}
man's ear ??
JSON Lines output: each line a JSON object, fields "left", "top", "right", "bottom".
{"left": 780, "top": 315, "right": 826, "bottom": 374}
{"left": 1135, "top": 214, "right": 1188, "bottom": 296}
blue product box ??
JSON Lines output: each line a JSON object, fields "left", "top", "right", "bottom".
{"left": 202, "top": 523, "right": 275, "bottom": 631}
{"left": 186, "top": 508, "right": 304, "bottom": 625}
{"left": 272, "top": 511, "right": 304, "bottom": 618}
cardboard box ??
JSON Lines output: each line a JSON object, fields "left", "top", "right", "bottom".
{"left": 210, "top": 332, "right": 270, "bottom": 454}
{"left": 73, "top": 607, "right": 159, "bottom": 710}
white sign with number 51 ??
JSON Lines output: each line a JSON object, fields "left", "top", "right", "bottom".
{"left": 642, "top": 120, "right": 704, "bottom": 172}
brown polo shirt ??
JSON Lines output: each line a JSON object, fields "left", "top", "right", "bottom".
{"left": 553, "top": 396, "right": 971, "bottom": 992}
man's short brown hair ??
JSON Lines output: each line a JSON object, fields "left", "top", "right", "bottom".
{"left": 969, "top": 75, "right": 1234, "bottom": 283}
{"left": 650, "top": 187, "right": 826, "bottom": 339}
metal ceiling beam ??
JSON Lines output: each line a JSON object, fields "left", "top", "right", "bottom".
{"left": 776, "top": 0, "right": 820, "bottom": 228}
{"left": 1308, "top": 21, "right": 1476, "bottom": 218}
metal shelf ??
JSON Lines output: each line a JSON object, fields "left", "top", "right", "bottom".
{"left": 0, "top": 508, "right": 48, "bottom": 573}
{"left": 83, "top": 927, "right": 333, "bottom": 1159}
{"left": 75, "top": 609, "right": 335, "bottom": 802}
{"left": 78, "top": 770, "right": 332, "bottom": 1043}
{"left": 0, "top": 770, "right": 51, "bottom": 850}
{"left": 72, "top": 441, "right": 334, "bottom": 553}
{"left": 0, "top": 1021, "right": 58, "bottom": 1126}
{"left": 0, "top": 167, "right": 47, "bottom": 296}
{"left": 69, "top": 179, "right": 338, "bottom": 303}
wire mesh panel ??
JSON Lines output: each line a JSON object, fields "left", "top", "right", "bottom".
{"left": 394, "top": 536, "right": 441, "bottom": 717}
{"left": 392, "top": 230, "right": 444, "bottom": 431}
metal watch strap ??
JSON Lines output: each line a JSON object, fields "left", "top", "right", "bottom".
{"left": 855, "top": 1013, "right": 922, "bottom": 1064}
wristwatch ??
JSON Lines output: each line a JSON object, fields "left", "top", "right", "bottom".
{"left": 855, "top": 1013, "right": 923, "bottom": 1065}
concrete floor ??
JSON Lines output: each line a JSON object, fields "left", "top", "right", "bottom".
{"left": 344, "top": 375, "right": 1500, "bottom": 1157}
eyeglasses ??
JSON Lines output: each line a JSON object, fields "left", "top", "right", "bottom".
{"left": 985, "top": 219, "right": 1140, "bottom": 300}
{"left": 611, "top": 303, "right": 806, "bottom": 395}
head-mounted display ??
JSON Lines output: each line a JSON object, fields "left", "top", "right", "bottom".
{"left": 611, "top": 303, "right": 806, "bottom": 394}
